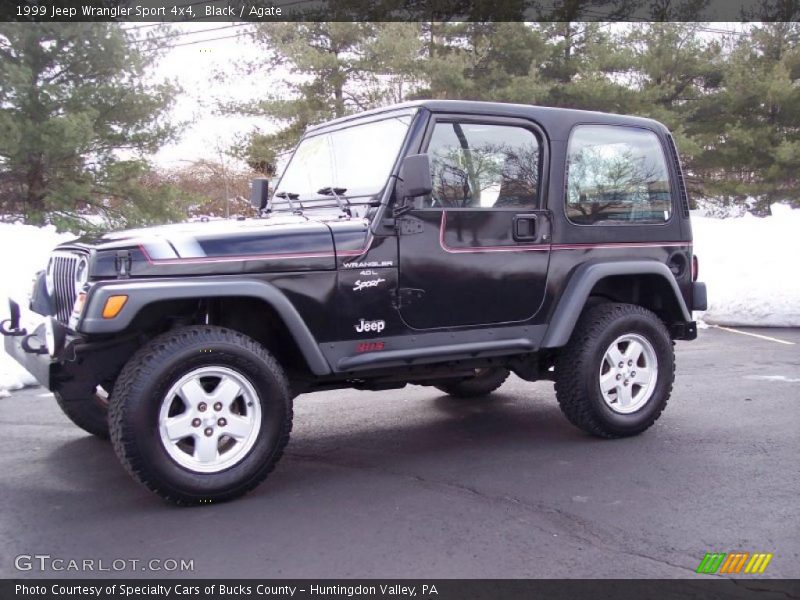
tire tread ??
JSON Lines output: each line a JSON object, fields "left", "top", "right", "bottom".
{"left": 554, "top": 303, "right": 674, "bottom": 439}
{"left": 54, "top": 391, "right": 109, "bottom": 439}
{"left": 109, "top": 325, "right": 292, "bottom": 505}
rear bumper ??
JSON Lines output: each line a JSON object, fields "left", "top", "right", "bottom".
{"left": 670, "top": 320, "right": 698, "bottom": 341}
{"left": 692, "top": 282, "right": 708, "bottom": 312}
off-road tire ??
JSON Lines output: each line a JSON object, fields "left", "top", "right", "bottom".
{"left": 54, "top": 391, "right": 109, "bottom": 439}
{"left": 554, "top": 303, "right": 674, "bottom": 438}
{"left": 109, "top": 326, "right": 292, "bottom": 505}
{"left": 435, "top": 367, "right": 510, "bottom": 398}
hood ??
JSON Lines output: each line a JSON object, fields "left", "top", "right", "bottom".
{"left": 62, "top": 214, "right": 370, "bottom": 278}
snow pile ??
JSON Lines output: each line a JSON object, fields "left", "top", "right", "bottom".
{"left": 692, "top": 203, "right": 800, "bottom": 327}
{"left": 693, "top": 196, "right": 759, "bottom": 218}
{"left": 0, "top": 223, "right": 76, "bottom": 395}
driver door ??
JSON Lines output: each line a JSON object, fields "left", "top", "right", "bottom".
{"left": 396, "top": 116, "right": 552, "bottom": 330}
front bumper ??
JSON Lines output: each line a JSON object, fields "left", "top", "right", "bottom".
{"left": 3, "top": 297, "right": 140, "bottom": 397}
{"left": 2, "top": 317, "right": 54, "bottom": 389}
{"left": 2, "top": 297, "right": 72, "bottom": 391}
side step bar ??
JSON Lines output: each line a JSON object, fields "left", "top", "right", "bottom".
{"left": 337, "top": 338, "right": 536, "bottom": 371}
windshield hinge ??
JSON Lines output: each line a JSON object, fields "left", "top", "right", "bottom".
{"left": 115, "top": 250, "right": 132, "bottom": 279}
{"left": 393, "top": 202, "right": 413, "bottom": 218}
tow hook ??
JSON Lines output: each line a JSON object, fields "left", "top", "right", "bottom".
{"left": 16, "top": 317, "right": 65, "bottom": 357}
{"left": 0, "top": 319, "right": 26, "bottom": 337}
{"left": 1, "top": 299, "right": 65, "bottom": 357}
{"left": 0, "top": 299, "right": 27, "bottom": 337}
{"left": 21, "top": 331, "right": 48, "bottom": 355}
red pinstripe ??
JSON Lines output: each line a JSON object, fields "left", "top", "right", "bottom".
{"left": 438, "top": 212, "right": 689, "bottom": 253}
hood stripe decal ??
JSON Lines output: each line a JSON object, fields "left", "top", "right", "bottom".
{"left": 138, "top": 234, "right": 373, "bottom": 265}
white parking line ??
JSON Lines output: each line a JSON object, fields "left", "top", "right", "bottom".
{"left": 744, "top": 375, "right": 800, "bottom": 383}
{"left": 712, "top": 325, "right": 796, "bottom": 346}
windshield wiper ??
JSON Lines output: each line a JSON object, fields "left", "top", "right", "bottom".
{"left": 317, "top": 187, "right": 350, "bottom": 216}
{"left": 274, "top": 191, "right": 302, "bottom": 214}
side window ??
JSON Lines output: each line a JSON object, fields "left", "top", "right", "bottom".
{"left": 424, "top": 122, "right": 541, "bottom": 209}
{"left": 566, "top": 125, "right": 672, "bottom": 225}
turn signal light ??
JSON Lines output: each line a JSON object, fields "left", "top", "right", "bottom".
{"left": 102, "top": 295, "right": 128, "bottom": 319}
{"left": 72, "top": 292, "right": 87, "bottom": 315}
{"left": 692, "top": 255, "right": 699, "bottom": 282}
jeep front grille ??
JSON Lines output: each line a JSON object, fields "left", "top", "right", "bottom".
{"left": 49, "top": 252, "right": 80, "bottom": 323}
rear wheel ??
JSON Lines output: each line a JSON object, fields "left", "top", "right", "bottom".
{"left": 435, "top": 367, "right": 510, "bottom": 398}
{"left": 54, "top": 389, "right": 109, "bottom": 439}
{"left": 109, "top": 326, "right": 292, "bottom": 505}
{"left": 554, "top": 303, "right": 674, "bottom": 438}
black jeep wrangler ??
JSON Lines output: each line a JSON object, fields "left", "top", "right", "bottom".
{"left": 2, "top": 101, "right": 707, "bottom": 504}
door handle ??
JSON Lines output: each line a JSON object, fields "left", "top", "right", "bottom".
{"left": 513, "top": 214, "right": 538, "bottom": 242}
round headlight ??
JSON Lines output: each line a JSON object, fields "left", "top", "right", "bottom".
{"left": 44, "top": 316, "right": 65, "bottom": 357}
{"left": 45, "top": 259, "right": 55, "bottom": 296}
{"left": 74, "top": 257, "right": 89, "bottom": 295}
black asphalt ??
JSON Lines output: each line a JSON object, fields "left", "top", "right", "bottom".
{"left": 1, "top": 326, "right": 798, "bottom": 579}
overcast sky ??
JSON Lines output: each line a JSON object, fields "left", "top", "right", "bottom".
{"left": 144, "top": 24, "right": 276, "bottom": 169}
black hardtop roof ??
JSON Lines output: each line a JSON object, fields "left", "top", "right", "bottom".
{"left": 305, "top": 100, "right": 668, "bottom": 140}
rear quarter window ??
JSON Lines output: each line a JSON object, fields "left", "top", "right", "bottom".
{"left": 565, "top": 125, "right": 672, "bottom": 225}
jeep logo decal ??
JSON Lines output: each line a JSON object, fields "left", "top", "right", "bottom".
{"left": 355, "top": 319, "right": 386, "bottom": 333}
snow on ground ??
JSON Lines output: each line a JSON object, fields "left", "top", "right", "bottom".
{"left": 0, "top": 223, "right": 76, "bottom": 396}
{"left": 693, "top": 203, "right": 800, "bottom": 327}
{"left": 0, "top": 206, "right": 798, "bottom": 394}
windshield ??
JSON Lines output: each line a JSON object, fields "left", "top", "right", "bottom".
{"left": 274, "top": 113, "right": 413, "bottom": 207}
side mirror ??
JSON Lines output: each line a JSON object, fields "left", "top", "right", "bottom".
{"left": 250, "top": 178, "right": 270, "bottom": 211}
{"left": 396, "top": 154, "right": 433, "bottom": 199}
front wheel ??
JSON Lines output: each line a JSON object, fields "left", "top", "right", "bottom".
{"left": 54, "top": 389, "right": 109, "bottom": 439}
{"left": 554, "top": 303, "right": 674, "bottom": 438}
{"left": 109, "top": 326, "right": 292, "bottom": 505}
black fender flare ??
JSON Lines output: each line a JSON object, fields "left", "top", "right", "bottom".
{"left": 540, "top": 260, "right": 692, "bottom": 349}
{"left": 77, "top": 278, "right": 331, "bottom": 375}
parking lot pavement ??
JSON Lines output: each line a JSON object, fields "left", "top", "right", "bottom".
{"left": 1, "top": 326, "right": 798, "bottom": 579}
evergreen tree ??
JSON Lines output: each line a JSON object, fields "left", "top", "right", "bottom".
{"left": 226, "top": 22, "right": 422, "bottom": 174}
{"left": 412, "top": 22, "right": 548, "bottom": 102}
{"left": 537, "top": 22, "right": 633, "bottom": 112}
{"left": 623, "top": 23, "right": 723, "bottom": 126}
{"left": 0, "top": 23, "right": 182, "bottom": 231}
{"left": 693, "top": 23, "right": 799, "bottom": 212}
{"left": 413, "top": 21, "right": 633, "bottom": 112}
{"left": 617, "top": 23, "right": 724, "bottom": 205}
